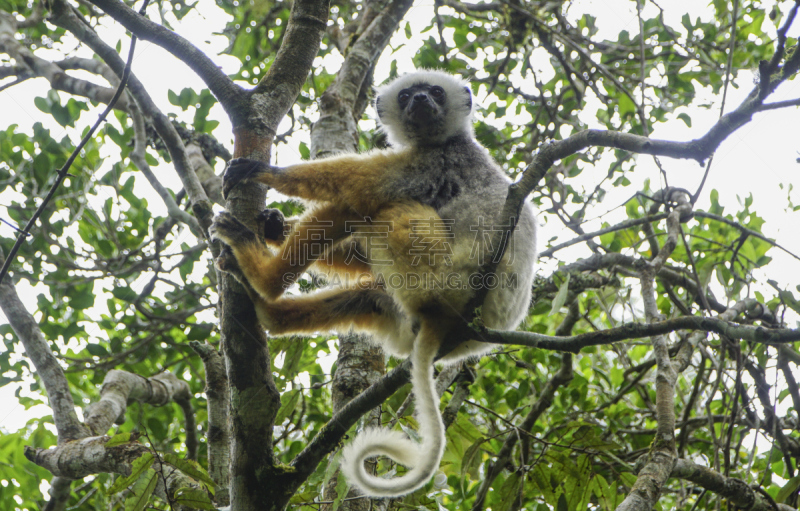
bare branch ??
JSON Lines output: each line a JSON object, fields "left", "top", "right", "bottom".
{"left": 539, "top": 212, "right": 670, "bottom": 258}
{"left": 329, "top": 0, "right": 413, "bottom": 107}
{"left": 480, "top": 315, "right": 799, "bottom": 352}
{"left": 289, "top": 361, "right": 411, "bottom": 482}
{"left": 128, "top": 98, "right": 202, "bottom": 231}
{"left": 26, "top": 435, "right": 203, "bottom": 504}
{"left": 49, "top": 0, "right": 214, "bottom": 229}
{"left": 614, "top": 193, "right": 689, "bottom": 511}
{"left": 189, "top": 341, "right": 230, "bottom": 506}
{"left": 43, "top": 476, "right": 72, "bottom": 511}
{"left": 672, "top": 459, "right": 796, "bottom": 511}
{"left": 243, "top": 0, "right": 330, "bottom": 136}
{"left": 471, "top": 301, "right": 578, "bottom": 511}
{"left": 218, "top": 2, "right": 330, "bottom": 509}
{"left": 85, "top": 0, "right": 243, "bottom": 115}
{"left": 25, "top": 436, "right": 150, "bottom": 479}
{"left": 757, "top": 97, "right": 800, "bottom": 111}
{"left": 694, "top": 211, "right": 800, "bottom": 262}
{"left": 0, "top": 251, "right": 91, "bottom": 442}
{"left": 83, "top": 369, "right": 192, "bottom": 436}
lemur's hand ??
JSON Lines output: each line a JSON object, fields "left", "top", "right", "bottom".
{"left": 222, "top": 158, "right": 273, "bottom": 199}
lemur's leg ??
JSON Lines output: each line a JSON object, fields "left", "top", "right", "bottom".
{"left": 314, "top": 238, "right": 375, "bottom": 283}
{"left": 259, "top": 208, "right": 373, "bottom": 280}
{"left": 214, "top": 245, "right": 260, "bottom": 300}
{"left": 222, "top": 153, "right": 409, "bottom": 214}
{"left": 210, "top": 203, "right": 363, "bottom": 301}
{"left": 215, "top": 231, "right": 412, "bottom": 352}
{"left": 365, "top": 201, "right": 472, "bottom": 317}
{"left": 250, "top": 288, "right": 410, "bottom": 342}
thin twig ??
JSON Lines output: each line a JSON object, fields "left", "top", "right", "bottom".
{"left": 0, "top": 0, "right": 151, "bottom": 286}
{"left": 693, "top": 0, "right": 740, "bottom": 205}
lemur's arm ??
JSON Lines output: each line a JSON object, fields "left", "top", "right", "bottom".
{"left": 223, "top": 151, "right": 409, "bottom": 214}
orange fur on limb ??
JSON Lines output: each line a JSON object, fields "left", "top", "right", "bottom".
{"left": 218, "top": 203, "right": 364, "bottom": 300}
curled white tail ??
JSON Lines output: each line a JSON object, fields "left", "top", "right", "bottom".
{"left": 340, "top": 330, "right": 444, "bottom": 497}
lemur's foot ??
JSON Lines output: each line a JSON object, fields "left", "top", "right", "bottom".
{"left": 257, "top": 208, "right": 286, "bottom": 242}
{"left": 222, "top": 158, "right": 283, "bottom": 198}
{"left": 223, "top": 158, "right": 263, "bottom": 198}
{"left": 209, "top": 211, "right": 258, "bottom": 248}
{"left": 214, "top": 245, "right": 246, "bottom": 282}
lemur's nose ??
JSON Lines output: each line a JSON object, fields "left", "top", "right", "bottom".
{"left": 413, "top": 93, "right": 429, "bottom": 103}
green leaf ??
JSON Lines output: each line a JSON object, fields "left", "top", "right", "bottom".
{"left": 187, "top": 324, "right": 214, "bottom": 341}
{"left": 321, "top": 450, "right": 342, "bottom": 495}
{"left": 460, "top": 437, "right": 486, "bottom": 491}
{"left": 108, "top": 453, "right": 154, "bottom": 495}
{"left": 163, "top": 453, "right": 216, "bottom": 490}
{"left": 779, "top": 290, "right": 800, "bottom": 316}
{"left": 105, "top": 432, "right": 134, "bottom": 448}
{"left": 593, "top": 474, "right": 619, "bottom": 509}
{"left": 298, "top": 142, "right": 310, "bottom": 160}
{"left": 124, "top": 468, "right": 158, "bottom": 511}
{"left": 34, "top": 96, "right": 51, "bottom": 114}
{"left": 495, "top": 472, "right": 521, "bottom": 511}
{"left": 549, "top": 274, "right": 571, "bottom": 315}
{"left": 86, "top": 343, "right": 109, "bottom": 357}
{"left": 331, "top": 470, "right": 349, "bottom": 511}
{"left": 32, "top": 152, "right": 52, "bottom": 186}
{"left": 777, "top": 474, "right": 800, "bottom": 503}
{"left": 531, "top": 463, "right": 557, "bottom": 504}
{"left": 275, "top": 389, "right": 301, "bottom": 425}
{"left": 173, "top": 487, "right": 217, "bottom": 509}
{"left": 280, "top": 341, "right": 305, "bottom": 379}
{"left": 618, "top": 94, "right": 635, "bottom": 117}
{"left": 111, "top": 287, "right": 137, "bottom": 302}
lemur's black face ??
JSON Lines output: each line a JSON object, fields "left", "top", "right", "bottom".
{"left": 397, "top": 84, "right": 447, "bottom": 122}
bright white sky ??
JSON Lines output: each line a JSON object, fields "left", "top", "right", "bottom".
{"left": 0, "top": 0, "right": 799, "bottom": 437}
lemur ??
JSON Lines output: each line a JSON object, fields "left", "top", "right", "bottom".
{"left": 209, "top": 70, "right": 538, "bottom": 497}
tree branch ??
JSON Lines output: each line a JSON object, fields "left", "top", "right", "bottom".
{"left": 479, "top": 315, "right": 799, "bottom": 352}
{"left": 127, "top": 97, "right": 202, "bottom": 231}
{"left": 472, "top": 300, "right": 578, "bottom": 511}
{"left": 672, "top": 459, "right": 796, "bottom": 511}
{"left": 189, "top": 341, "right": 230, "bottom": 507}
{"left": 43, "top": 476, "right": 72, "bottom": 511}
{"left": 241, "top": 0, "right": 330, "bottom": 133}
{"left": 457, "top": 34, "right": 800, "bottom": 325}
{"left": 614, "top": 192, "right": 688, "bottom": 511}
{"left": 85, "top": 0, "right": 243, "bottom": 115}
{"left": 218, "top": 2, "right": 330, "bottom": 510}
{"left": 539, "top": 212, "right": 670, "bottom": 259}
{"left": 329, "top": 0, "right": 413, "bottom": 107}
{"left": 289, "top": 361, "right": 411, "bottom": 483}
{"left": 25, "top": 436, "right": 150, "bottom": 479}
{"left": 83, "top": 369, "right": 192, "bottom": 436}
{"left": 0, "top": 11, "right": 133, "bottom": 108}
{"left": 0, "top": 250, "right": 91, "bottom": 442}
{"left": 49, "top": 0, "right": 214, "bottom": 230}
{"left": 25, "top": 435, "right": 203, "bottom": 504}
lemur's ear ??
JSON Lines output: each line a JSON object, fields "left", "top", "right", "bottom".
{"left": 463, "top": 86, "right": 472, "bottom": 110}
{"left": 375, "top": 95, "right": 385, "bottom": 122}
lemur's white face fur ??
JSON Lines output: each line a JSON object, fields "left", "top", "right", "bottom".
{"left": 375, "top": 70, "right": 474, "bottom": 147}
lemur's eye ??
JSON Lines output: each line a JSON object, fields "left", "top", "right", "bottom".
{"left": 398, "top": 91, "right": 410, "bottom": 102}
{"left": 430, "top": 86, "right": 445, "bottom": 97}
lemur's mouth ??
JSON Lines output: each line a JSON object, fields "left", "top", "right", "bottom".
{"left": 407, "top": 101, "right": 437, "bottom": 120}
